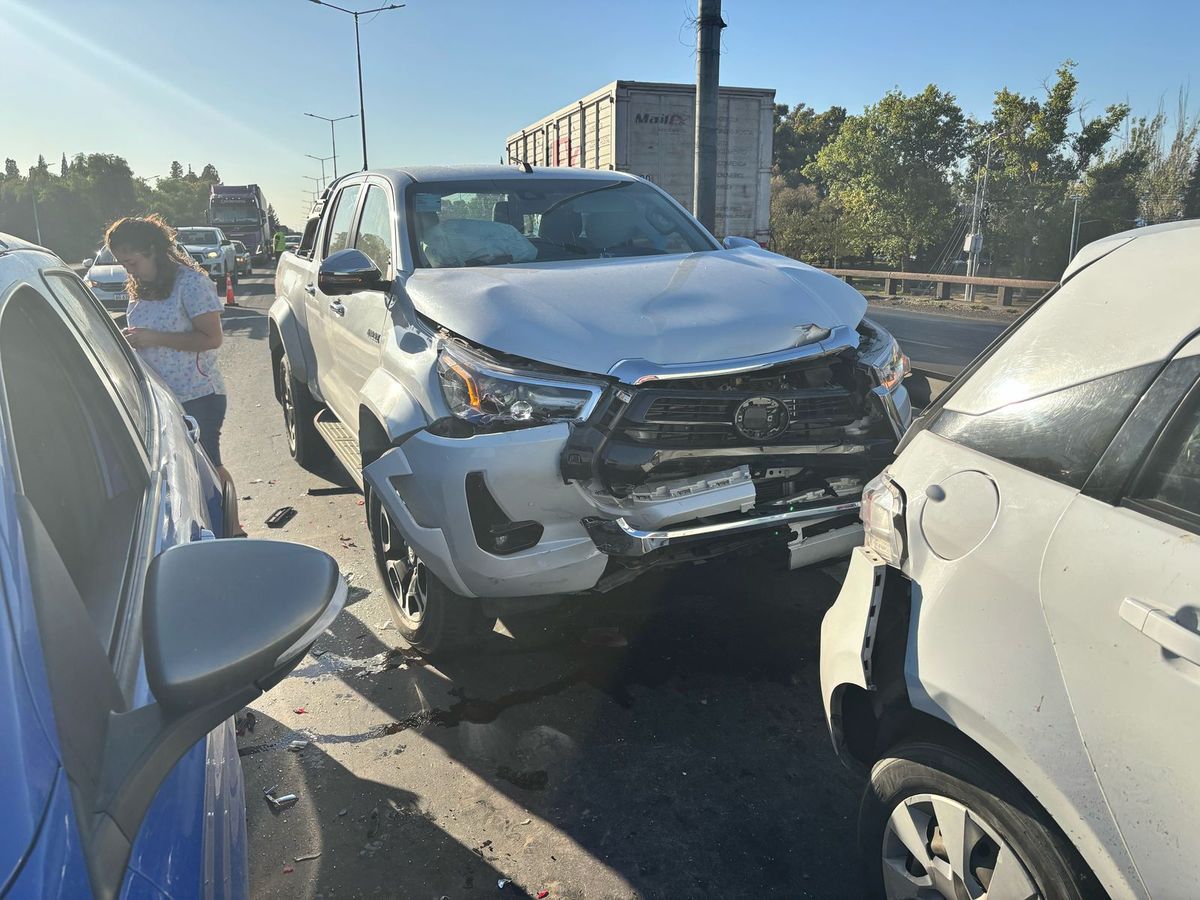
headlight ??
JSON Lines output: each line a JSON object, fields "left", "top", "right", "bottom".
{"left": 874, "top": 338, "right": 909, "bottom": 391}
{"left": 206, "top": 250, "right": 219, "bottom": 259}
{"left": 436, "top": 342, "right": 604, "bottom": 428}
{"left": 861, "top": 471, "right": 906, "bottom": 564}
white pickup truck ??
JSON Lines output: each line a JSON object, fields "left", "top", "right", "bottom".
{"left": 270, "top": 165, "right": 912, "bottom": 654}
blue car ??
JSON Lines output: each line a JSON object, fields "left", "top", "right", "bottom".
{"left": 0, "top": 233, "right": 345, "bottom": 899}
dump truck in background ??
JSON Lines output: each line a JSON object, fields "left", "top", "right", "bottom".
{"left": 505, "top": 80, "right": 775, "bottom": 244}
{"left": 207, "top": 184, "right": 270, "bottom": 263}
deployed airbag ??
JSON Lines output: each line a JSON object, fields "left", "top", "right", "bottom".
{"left": 422, "top": 219, "right": 538, "bottom": 267}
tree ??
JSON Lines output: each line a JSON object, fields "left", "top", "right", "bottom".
{"left": 770, "top": 177, "right": 862, "bottom": 266}
{"left": 31, "top": 155, "right": 49, "bottom": 178}
{"left": 2, "top": 159, "right": 16, "bottom": 180}
{"left": 971, "top": 61, "right": 1129, "bottom": 276}
{"left": 185, "top": 164, "right": 197, "bottom": 181}
{"left": 1128, "top": 93, "right": 1199, "bottom": 225}
{"left": 200, "top": 163, "right": 220, "bottom": 183}
{"left": 1184, "top": 152, "right": 1200, "bottom": 219}
{"left": 266, "top": 203, "right": 280, "bottom": 234}
{"left": 812, "top": 85, "right": 966, "bottom": 269}
{"left": 60, "top": 153, "right": 68, "bottom": 178}
{"left": 773, "top": 103, "right": 846, "bottom": 187}
{"left": 169, "top": 160, "right": 184, "bottom": 179}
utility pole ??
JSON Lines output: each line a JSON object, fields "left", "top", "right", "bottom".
{"left": 308, "top": 1, "right": 405, "bottom": 171}
{"left": 964, "top": 131, "right": 1003, "bottom": 302}
{"left": 1068, "top": 193, "right": 1082, "bottom": 263}
{"left": 304, "top": 112, "right": 357, "bottom": 179}
{"left": 693, "top": 0, "right": 724, "bottom": 234}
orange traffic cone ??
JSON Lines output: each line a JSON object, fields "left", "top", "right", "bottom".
{"left": 224, "top": 273, "right": 237, "bottom": 307}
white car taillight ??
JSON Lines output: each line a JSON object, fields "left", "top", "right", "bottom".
{"left": 861, "top": 471, "right": 906, "bottom": 564}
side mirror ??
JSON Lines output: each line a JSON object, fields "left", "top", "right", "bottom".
{"left": 221, "top": 239, "right": 232, "bottom": 246}
{"left": 723, "top": 235, "right": 759, "bottom": 250}
{"left": 82, "top": 257, "right": 95, "bottom": 269}
{"left": 319, "top": 247, "right": 387, "bottom": 295}
{"left": 90, "top": 539, "right": 345, "bottom": 896}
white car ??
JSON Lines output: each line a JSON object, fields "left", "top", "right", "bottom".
{"left": 81, "top": 245, "right": 129, "bottom": 309}
{"left": 820, "top": 220, "right": 1200, "bottom": 899}
{"left": 176, "top": 226, "right": 238, "bottom": 285}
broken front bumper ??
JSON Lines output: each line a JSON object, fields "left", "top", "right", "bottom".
{"left": 363, "top": 417, "right": 877, "bottom": 600}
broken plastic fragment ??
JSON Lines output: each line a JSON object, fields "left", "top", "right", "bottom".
{"left": 287, "top": 740, "right": 309, "bottom": 751}
{"left": 497, "top": 879, "right": 511, "bottom": 889}
{"left": 294, "top": 852, "right": 321, "bottom": 862}
{"left": 283, "top": 865, "right": 294, "bottom": 874}
{"left": 537, "top": 892, "right": 549, "bottom": 899}
{"left": 293, "top": 707, "right": 307, "bottom": 715}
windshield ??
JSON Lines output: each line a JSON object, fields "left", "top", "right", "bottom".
{"left": 407, "top": 178, "right": 716, "bottom": 269}
{"left": 177, "top": 229, "right": 221, "bottom": 245}
{"left": 232, "top": 241, "right": 247, "bottom": 252}
{"left": 93, "top": 247, "right": 118, "bottom": 265}
{"left": 210, "top": 204, "right": 258, "bottom": 225}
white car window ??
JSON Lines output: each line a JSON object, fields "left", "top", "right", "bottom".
{"left": 1129, "top": 386, "right": 1200, "bottom": 530}
{"left": 324, "top": 186, "right": 361, "bottom": 259}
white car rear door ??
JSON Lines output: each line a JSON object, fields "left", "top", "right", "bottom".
{"left": 1040, "top": 340, "right": 1200, "bottom": 898}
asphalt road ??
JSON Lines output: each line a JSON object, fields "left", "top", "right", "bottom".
{"left": 866, "top": 306, "right": 1008, "bottom": 373}
{"left": 223, "top": 273, "right": 865, "bottom": 899}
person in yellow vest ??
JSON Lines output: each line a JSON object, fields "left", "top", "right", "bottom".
{"left": 273, "top": 230, "right": 287, "bottom": 261}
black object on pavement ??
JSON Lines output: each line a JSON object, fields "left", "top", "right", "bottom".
{"left": 266, "top": 506, "right": 297, "bottom": 528}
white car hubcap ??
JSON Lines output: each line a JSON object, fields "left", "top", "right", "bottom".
{"left": 881, "top": 793, "right": 1039, "bottom": 900}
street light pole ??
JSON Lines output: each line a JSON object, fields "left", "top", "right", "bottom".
{"left": 306, "top": 154, "right": 334, "bottom": 190}
{"left": 308, "top": 1, "right": 405, "bottom": 171}
{"left": 304, "top": 112, "right": 357, "bottom": 179}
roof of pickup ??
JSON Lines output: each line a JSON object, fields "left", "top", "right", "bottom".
{"left": 375, "top": 165, "right": 641, "bottom": 184}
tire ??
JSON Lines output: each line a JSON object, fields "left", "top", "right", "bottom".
{"left": 367, "top": 487, "right": 493, "bottom": 655}
{"left": 279, "top": 354, "right": 330, "bottom": 471}
{"left": 859, "top": 742, "right": 1103, "bottom": 900}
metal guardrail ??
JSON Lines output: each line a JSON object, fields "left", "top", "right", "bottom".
{"left": 824, "top": 267, "right": 1056, "bottom": 307}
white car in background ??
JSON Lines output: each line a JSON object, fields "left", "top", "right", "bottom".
{"left": 176, "top": 226, "right": 238, "bottom": 285}
{"left": 820, "top": 220, "right": 1200, "bottom": 899}
{"left": 81, "top": 246, "right": 129, "bottom": 309}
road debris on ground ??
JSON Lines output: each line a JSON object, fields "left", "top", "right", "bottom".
{"left": 293, "top": 707, "right": 307, "bottom": 715}
{"left": 294, "top": 852, "right": 321, "bottom": 862}
{"left": 266, "top": 506, "right": 297, "bottom": 528}
{"left": 235, "top": 711, "right": 256, "bottom": 736}
{"left": 263, "top": 785, "right": 299, "bottom": 811}
{"left": 287, "top": 739, "right": 309, "bottom": 752}
{"left": 497, "top": 879, "right": 511, "bottom": 890}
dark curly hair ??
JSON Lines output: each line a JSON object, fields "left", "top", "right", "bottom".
{"left": 105, "top": 215, "right": 202, "bottom": 300}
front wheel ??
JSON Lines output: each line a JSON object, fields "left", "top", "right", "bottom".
{"left": 279, "top": 354, "right": 330, "bottom": 471}
{"left": 367, "top": 487, "right": 494, "bottom": 655}
{"left": 860, "top": 742, "right": 1102, "bottom": 900}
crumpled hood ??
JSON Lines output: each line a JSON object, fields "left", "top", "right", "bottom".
{"left": 404, "top": 248, "right": 867, "bottom": 376}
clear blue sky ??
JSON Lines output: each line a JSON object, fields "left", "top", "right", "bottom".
{"left": 3, "top": 0, "right": 1196, "bottom": 228}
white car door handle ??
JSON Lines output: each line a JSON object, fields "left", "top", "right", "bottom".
{"left": 304, "top": 283, "right": 316, "bottom": 296}
{"left": 1120, "top": 598, "right": 1200, "bottom": 665}
{"left": 328, "top": 300, "right": 346, "bottom": 317}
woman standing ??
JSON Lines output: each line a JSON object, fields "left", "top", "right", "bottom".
{"left": 106, "top": 215, "right": 244, "bottom": 536}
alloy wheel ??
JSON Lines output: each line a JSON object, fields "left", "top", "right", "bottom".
{"left": 881, "top": 793, "right": 1039, "bottom": 899}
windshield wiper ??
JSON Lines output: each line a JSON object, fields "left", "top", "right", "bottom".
{"left": 541, "top": 180, "right": 632, "bottom": 217}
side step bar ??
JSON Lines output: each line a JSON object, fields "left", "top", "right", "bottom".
{"left": 313, "top": 410, "right": 364, "bottom": 489}
{"left": 583, "top": 498, "right": 861, "bottom": 557}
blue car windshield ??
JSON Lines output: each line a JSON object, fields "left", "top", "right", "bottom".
{"left": 407, "top": 178, "right": 717, "bottom": 268}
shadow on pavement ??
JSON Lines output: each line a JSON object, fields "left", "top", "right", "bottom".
{"left": 255, "top": 554, "right": 865, "bottom": 898}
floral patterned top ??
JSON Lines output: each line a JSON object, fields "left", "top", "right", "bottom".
{"left": 126, "top": 264, "right": 225, "bottom": 403}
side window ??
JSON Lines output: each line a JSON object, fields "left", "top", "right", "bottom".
{"left": 324, "top": 184, "right": 362, "bottom": 258}
{"left": 1, "top": 286, "right": 149, "bottom": 648}
{"left": 42, "top": 272, "right": 148, "bottom": 438}
{"left": 928, "top": 365, "right": 1156, "bottom": 489}
{"left": 354, "top": 185, "right": 395, "bottom": 276}
{"left": 1127, "top": 383, "right": 1200, "bottom": 530}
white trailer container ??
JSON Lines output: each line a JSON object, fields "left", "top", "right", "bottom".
{"left": 505, "top": 80, "right": 775, "bottom": 244}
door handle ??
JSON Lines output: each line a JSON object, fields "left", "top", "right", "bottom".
{"left": 1120, "top": 598, "right": 1200, "bottom": 666}
{"left": 328, "top": 300, "right": 346, "bottom": 317}
{"left": 304, "top": 283, "right": 316, "bottom": 296}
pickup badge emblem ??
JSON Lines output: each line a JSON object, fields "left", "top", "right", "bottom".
{"left": 733, "top": 396, "right": 789, "bottom": 442}
{"left": 367, "top": 329, "right": 382, "bottom": 344}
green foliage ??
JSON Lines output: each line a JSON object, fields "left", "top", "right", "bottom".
{"left": 811, "top": 85, "right": 966, "bottom": 269}
{"left": 0, "top": 155, "right": 225, "bottom": 261}
{"left": 773, "top": 103, "right": 846, "bottom": 187}
{"left": 769, "top": 177, "right": 861, "bottom": 265}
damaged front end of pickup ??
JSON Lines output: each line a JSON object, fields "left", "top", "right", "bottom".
{"left": 563, "top": 321, "right": 912, "bottom": 588}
